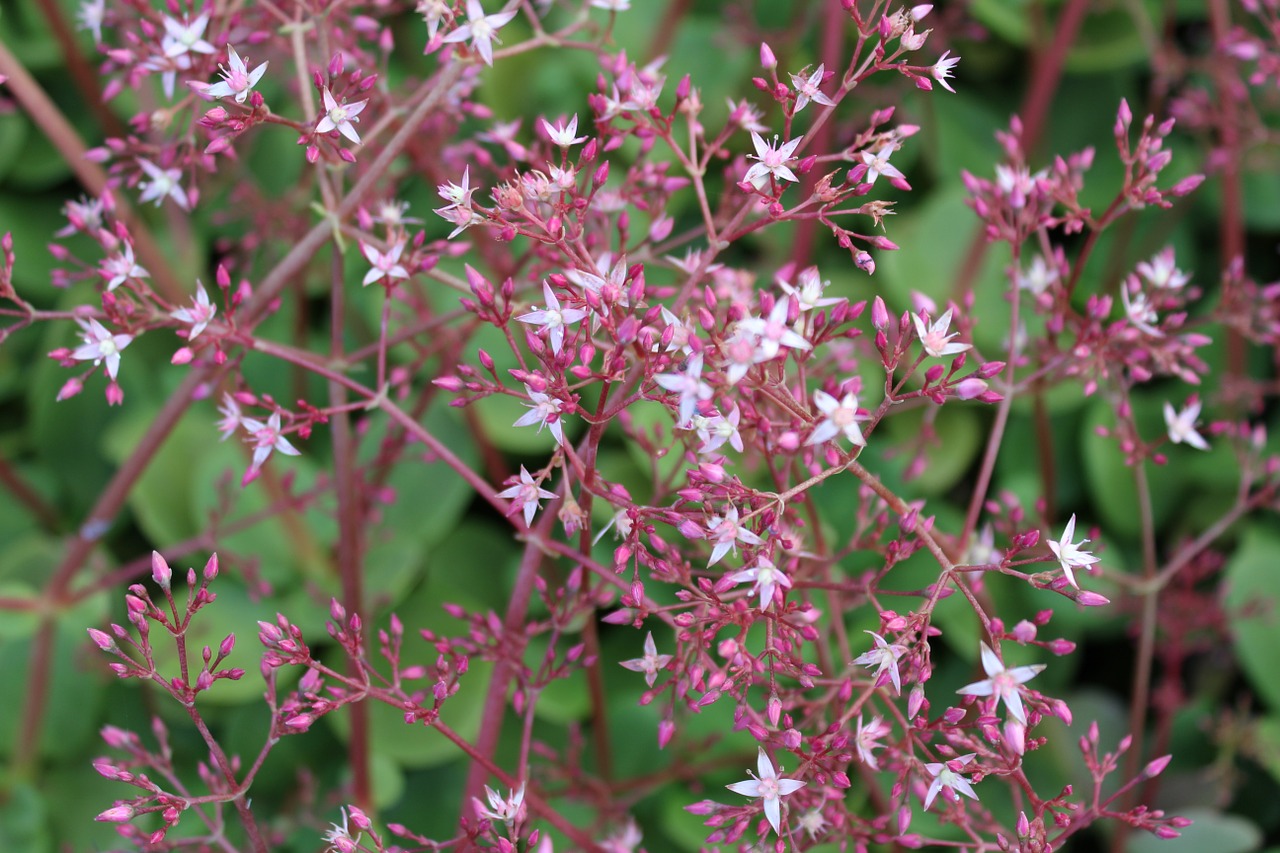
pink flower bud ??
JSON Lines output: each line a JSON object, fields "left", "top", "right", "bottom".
{"left": 96, "top": 805, "right": 135, "bottom": 823}
{"left": 1075, "top": 590, "right": 1110, "bottom": 607}
{"left": 759, "top": 42, "right": 776, "bottom": 69}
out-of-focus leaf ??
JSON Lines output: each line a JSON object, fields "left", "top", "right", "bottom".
{"left": 1225, "top": 526, "right": 1280, "bottom": 712}
{"left": 0, "top": 625, "right": 106, "bottom": 761}
{"left": 1126, "top": 809, "right": 1261, "bottom": 853}
{"left": 880, "top": 404, "right": 982, "bottom": 497}
{"left": 0, "top": 784, "right": 50, "bottom": 853}
{"left": 1080, "top": 393, "right": 1180, "bottom": 539}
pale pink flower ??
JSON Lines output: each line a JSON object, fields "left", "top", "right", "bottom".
{"left": 76, "top": 0, "right": 105, "bottom": 44}
{"left": 852, "top": 630, "right": 906, "bottom": 695}
{"left": 744, "top": 132, "right": 803, "bottom": 192}
{"left": 1137, "top": 247, "right": 1190, "bottom": 290}
{"left": 437, "top": 167, "right": 477, "bottom": 211}
{"left": 474, "top": 783, "right": 525, "bottom": 826}
{"left": 516, "top": 282, "right": 587, "bottom": 355}
{"left": 316, "top": 88, "right": 367, "bottom": 144}
{"left": 726, "top": 555, "right": 791, "bottom": 611}
{"left": 778, "top": 266, "right": 840, "bottom": 312}
{"left": 654, "top": 353, "right": 712, "bottom": 427}
{"left": 704, "top": 505, "right": 763, "bottom": 566}
{"left": 725, "top": 748, "right": 807, "bottom": 836}
{"left": 619, "top": 632, "right": 672, "bottom": 687}
{"left": 71, "top": 318, "right": 132, "bottom": 380}
{"left": 417, "top": 0, "right": 452, "bottom": 38}
{"left": 956, "top": 642, "right": 1046, "bottom": 725}
{"left": 497, "top": 467, "right": 557, "bottom": 526}
{"left": 137, "top": 159, "right": 189, "bottom": 209}
{"left": 738, "top": 298, "right": 812, "bottom": 362}
{"left": 202, "top": 46, "right": 268, "bottom": 104}
{"left": 693, "top": 405, "right": 743, "bottom": 454}
{"left": 923, "top": 754, "right": 979, "bottom": 809}
{"left": 931, "top": 50, "right": 960, "bottom": 93}
{"left": 323, "top": 807, "right": 362, "bottom": 853}
{"left": 807, "top": 389, "right": 867, "bottom": 447}
{"left": 789, "top": 64, "right": 836, "bottom": 113}
{"left": 170, "top": 280, "right": 217, "bottom": 339}
{"left": 1016, "top": 254, "right": 1058, "bottom": 295}
{"left": 161, "top": 13, "right": 215, "bottom": 60}
{"left": 360, "top": 241, "right": 409, "bottom": 286}
{"left": 913, "top": 308, "right": 971, "bottom": 357}
{"left": 241, "top": 412, "right": 301, "bottom": 472}
{"left": 513, "top": 385, "right": 565, "bottom": 445}
{"left": 441, "top": 0, "right": 518, "bottom": 66}
{"left": 1046, "top": 514, "right": 1100, "bottom": 588}
{"left": 543, "top": 115, "right": 587, "bottom": 148}
{"left": 1120, "top": 282, "right": 1162, "bottom": 337}
{"left": 861, "top": 145, "right": 905, "bottom": 185}
{"left": 1164, "top": 400, "right": 1208, "bottom": 450}
{"left": 101, "top": 245, "right": 148, "bottom": 291}
{"left": 854, "top": 714, "right": 891, "bottom": 769}
{"left": 216, "top": 393, "right": 242, "bottom": 441}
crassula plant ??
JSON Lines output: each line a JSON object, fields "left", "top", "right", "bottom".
{"left": 1, "top": 0, "right": 1279, "bottom": 851}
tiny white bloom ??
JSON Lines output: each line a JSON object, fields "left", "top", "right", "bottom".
{"left": 513, "top": 385, "right": 565, "bottom": 445}
{"left": 71, "top": 318, "right": 133, "bottom": 380}
{"left": 241, "top": 411, "right": 301, "bottom": 472}
{"left": 744, "top": 132, "right": 803, "bottom": 192}
{"left": 203, "top": 46, "right": 268, "bottom": 104}
{"left": 852, "top": 631, "right": 906, "bottom": 695}
{"left": 170, "top": 280, "right": 217, "bottom": 340}
{"left": 956, "top": 642, "right": 1045, "bottom": 724}
{"left": 789, "top": 64, "right": 836, "bottom": 113}
{"left": 496, "top": 466, "right": 557, "bottom": 526}
{"left": 808, "top": 389, "right": 867, "bottom": 447}
{"left": 619, "top": 632, "right": 672, "bottom": 687}
{"left": 913, "top": 308, "right": 971, "bottom": 358}
{"left": 474, "top": 783, "right": 525, "bottom": 826}
{"left": 316, "top": 87, "right": 368, "bottom": 144}
{"left": 738, "top": 298, "right": 812, "bottom": 363}
{"left": 1046, "top": 514, "right": 1100, "bottom": 588}
{"left": 516, "top": 282, "right": 588, "bottom": 355}
{"left": 861, "top": 145, "right": 905, "bottom": 185}
{"left": 704, "top": 505, "right": 763, "bottom": 567}
{"left": 1163, "top": 401, "right": 1208, "bottom": 450}
{"left": 441, "top": 0, "right": 518, "bottom": 66}
{"left": 543, "top": 115, "right": 587, "bottom": 148}
{"left": 923, "top": 753, "right": 979, "bottom": 809}
{"left": 360, "top": 241, "right": 409, "bottom": 286}
{"left": 1137, "top": 248, "right": 1190, "bottom": 291}
{"left": 931, "top": 50, "right": 960, "bottom": 93}
{"left": 726, "top": 748, "right": 807, "bottom": 836}
{"left": 137, "top": 159, "right": 189, "bottom": 210}
{"left": 654, "top": 353, "right": 712, "bottom": 427}
{"left": 726, "top": 555, "right": 791, "bottom": 611}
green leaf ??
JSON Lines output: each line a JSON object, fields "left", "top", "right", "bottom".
{"left": 1126, "top": 809, "right": 1261, "bottom": 853}
{"left": 1225, "top": 526, "right": 1280, "bottom": 712}
{"left": 1079, "top": 393, "right": 1180, "bottom": 540}
{"left": 0, "top": 625, "right": 106, "bottom": 761}
{"left": 0, "top": 784, "right": 50, "bottom": 853}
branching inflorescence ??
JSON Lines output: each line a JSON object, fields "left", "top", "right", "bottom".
{"left": 1, "top": 0, "right": 1279, "bottom": 850}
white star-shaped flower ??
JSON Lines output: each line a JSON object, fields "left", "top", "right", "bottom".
{"left": 71, "top": 318, "right": 133, "bottom": 380}
{"left": 704, "top": 505, "right": 763, "bottom": 567}
{"left": 441, "top": 0, "right": 518, "bottom": 66}
{"left": 137, "top": 159, "right": 189, "bottom": 210}
{"left": 956, "top": 642, "right": 1046, "bottom": 724}
{"left": 807, "top": 389, "right": 867, "bottom": 447}
{"left": 513, "top": 385, "right": 565, "bottom": 445}
{"left": 202, "top": 46, "right": 268, "bottom": 104}
{"left": 516, "top": 282, "right": 588, "bottom": 355}
{"left": 726, "top": 748, "right": 807, "bottom": 836}
{"left": 726, "top": 555, "right": 791, "bottom": 611}
{"left": 1163, "top": 401, "right": 1208, "bottom": 450}
{"left": 1046, "top": 514, "right": 1100, "bottom": 588}
{"left": 744, "top": 132, "right": 803, "bottom": 192}
{"left": 316, "top": 87, "right": 368, "bottom": 144}
{"left": 913, "top": 308, "right": 970, "bottom": 358}
{"left": 923, "top": 753, "right": 978, "bottom": 809}
{"left": 170, "top": 280, "right": 217, "bottom": 340}
{"left": 789, "top": 64, "right": 836, "bottom": 113}
{"left": 852, "top": 630, "right": 906, "bottom": 695}
{"left": 496, "top": 466, "right": 557, "bottom": 526}
{"left": 619, "top": 632, "right": 672, "bottom": 687}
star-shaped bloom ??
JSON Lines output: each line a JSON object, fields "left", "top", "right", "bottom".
{"left": 71, "top": 318, "right": 132, "bottom": 380}
{"left": 162, "top": 13, "right": 215, "bottom": 60}
{"left": 726, "top": 555, "right": 791, "bottom": 611}
{"left": 101, "top": 245, "right": 148, "bottom": 291}
{"left": 779, "top": 267, "right": 841, "bottom": 313}
{"left": 956, "top": 642, "right": 1046, "bottom": 725}
{"left": 1016, "top": 254, "right": 1058, "bottom": 295}
{"left": 441, "top": 0, "right": 518, "bottom": 66}
{"left": 241, "top": 411, "right": 301, "bottom": 473}
{"left": 913, "top": 309, "right": 971, "bottom": 358}
{"left": 852, "top": 630, "right": 906, "bottom": 695}
{"left": 654, "top": 353, "right": 712, "bottom": 427}
{"left": 323, "top": 807, "right": 362, "bottom": 853}
{"left": 789, "top": 64, "right": 836, "bottom": 113}
{"left": 202, "top": 46, "right": 268, "bottom": 104}
{"left": 417, "top": 0, "right": 452, "bottom": 38}
{"left": 437, "top": 166, "right": 477, "bottom": 211}
{"left": 861, "top": 145, "right": 905, "bottom": 185}
{"left": 1120, "top": 282, "right": 1162, "bottom": 337}
{"left": 497, "top": 466, "right": 557, "bottom": 526}
{"left": 516, "top": 282, "right": 587, "bottom": 355}
{"left": 744, "top": 132, "right": 803, "bottom": 192}
{"left": 1164, "top": 400, "right": 1208, "bottom": 450}
{"left": 693, "top": 405, "right": 743, "bottom": 455}
{"left": 316, "top": 88, "right": 367, "bottom": 144}
{"left": 726, "top": 748, "right": 807, "bottom": 836}
{"left": 619, "top": 632, "right": 672, "bottom": 687}
{"left": 807, "top": 389, "right": 867, "bottom": 447}
{"left": 854, "top": 714, "right": 891, "bottom": 769}
{"left": 216, "top": 393, "right": 242, "bottom": 441}
{"left": 923, "top": 753, "right": 979, "bottom": 809}
{"left": 76, "top": 0, "right": 105, "bottom": 44}
{"left": 170, "top": 280, "right": 217, "bottom": 340}
{"left": 543, "top": 115, "right": 587, "bottom": 148}
{"left": 931, "top": 50, "right": 960, "bottom": 93}
{"left": 565, "top": 254, "right": 630, "bottom": 307}
{"left": 704, "top": 505, "right": 763, "bottom": 567}
{"left": 360, "top": 240, "right": 409, "bottom": 286}
{"left": 138, "top": 159, "right": 189, "bottom": 209}
{"left": 513, "top": 385, "right": 565, "bottom": 445}
{"left": 1046, "top": 514, "right": 1100, "bottom": 588}
{"left": 1137, "top": 247, "right": 1190, "bottom": 291}
{"left": 474, "top": 783, "right": 525, "bottom": 826}
{"left": 738, "top": 298, "right": 812, "bottom": 363}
